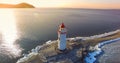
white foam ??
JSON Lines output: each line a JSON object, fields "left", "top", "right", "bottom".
{"left": 68, "top": 29, "right": 120, "bottom": 41}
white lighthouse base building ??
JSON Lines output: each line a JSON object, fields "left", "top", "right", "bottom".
{"left": 58, "top": 33, "right": 66, "bottom": 50}
{"left": 58, "top": 23, "right": 67, "bottom": 50}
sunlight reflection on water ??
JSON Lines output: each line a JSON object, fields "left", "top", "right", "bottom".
{"left": 0, "top": 9, "right": 22, "bottom": 58}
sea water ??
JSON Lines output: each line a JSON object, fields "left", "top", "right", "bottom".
{"left": 0, "top": 8, "right": 120, "bottom": 63}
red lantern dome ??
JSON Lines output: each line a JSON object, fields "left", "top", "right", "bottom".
{"left": 60, "top": 23, "right": 65, "bottom": 28}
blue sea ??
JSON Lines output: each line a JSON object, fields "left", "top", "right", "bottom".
{"left": 0, "top": 8, "right": 120, "bottom": 63}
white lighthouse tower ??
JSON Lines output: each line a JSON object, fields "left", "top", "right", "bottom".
{"left": 58, "top": 23, "right": 67, "bottom": 50}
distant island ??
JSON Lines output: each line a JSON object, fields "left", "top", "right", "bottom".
{"left": 0, "top": 3, "right": 35, "bottom": 8}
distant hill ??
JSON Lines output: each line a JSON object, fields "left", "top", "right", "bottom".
{"left": 0, "top": 3, "right": 35, "bottom": 8}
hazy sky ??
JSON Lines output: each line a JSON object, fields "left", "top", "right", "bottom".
{"left": 0, "top": 0, "right": 120, "bottom": 9}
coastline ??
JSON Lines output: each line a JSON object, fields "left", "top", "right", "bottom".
{"left": 17, "top": 29, "right": 120, "bottom": 63}
{"left": 85, "top": 38, "right": 120, "bottom": 63}
{"left": 98, "top": 40, "right": 120, "bottom": 63}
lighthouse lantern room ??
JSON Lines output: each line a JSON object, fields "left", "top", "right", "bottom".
{"left": 58, "top": 23, "right": 67, "bottom": 50}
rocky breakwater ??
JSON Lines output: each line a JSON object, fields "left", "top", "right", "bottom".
{"left": 17, "top": 29, "right": 120, "bottom": 63}
{"left": 17, "top": 40, "right": 85, "bottom": 63}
